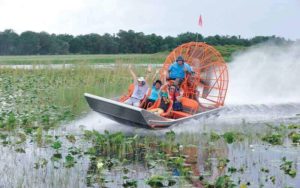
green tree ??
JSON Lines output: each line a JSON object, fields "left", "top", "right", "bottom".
{"left": 0, "top": 29, "right": 19, "bottom": 55}
{"left": 18, "top": 31, "right": 40, "bottom": 55}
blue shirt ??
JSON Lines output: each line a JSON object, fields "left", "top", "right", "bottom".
{"left": 168, "top": 62, "right": 192, "bottom": 79}
{"left": 148, "top": 86, "right": 160, "bottom": 101}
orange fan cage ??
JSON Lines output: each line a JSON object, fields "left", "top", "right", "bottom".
{"left": 160, "top": 42, "right": 229, "bottom": 112}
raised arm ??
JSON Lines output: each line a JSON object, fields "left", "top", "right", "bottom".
{"left": 144, "top": 65, "right": 150, "bottom": 82}
{"left": 128, "top": 65, "right": 137, "bottom": 83}
{"left": 150, "top": 69, "right": 160, "bottom": 83}
{"left": 162, "top": 70, "right": 167, "bottom": 85}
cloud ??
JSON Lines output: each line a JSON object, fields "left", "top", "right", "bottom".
{"left": 0, "top": 0, "right": 299, "bottom": 39}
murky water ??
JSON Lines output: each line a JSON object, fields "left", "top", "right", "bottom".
{"left": 1, "top": 103, "right": 299, "bottom": 187}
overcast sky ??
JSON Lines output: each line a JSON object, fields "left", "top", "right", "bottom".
{"left": 0, "top": 0, "right": 299, "bottom": 40}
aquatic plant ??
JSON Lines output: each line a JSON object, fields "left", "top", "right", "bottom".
{"left": 217, "top": 158, "right": 230, "bottom": 170}
{"left": 227, "top": 167, "right": 237, "bottom": 173}
{"left": 15, "top": 147, "right": 25, "bottom": 153}
{"left": 146, "top": 175, "right": 176, "bottom": 188}
{"left": 280, "top": 157, "right": 297, "bottom": 178}
{"left": 288, "top": 124, "right": 300, "bottom": 129}
{"left": 34, "top": 158, "right": 48, "bottom": 169}
{"left": 288, "top": 132, "right": 300, "bottom": 144}
{"left": 66, "top": 134, "right": 76, "bottom": 143}
{"left": 51, "top": 140, "right": 62, "bottom": 150}
{"left": 210, "top": 131, "right": 221, "bottom": 142}
{"left": 36, "top": 127, "right": 43, "bottom": 146}
{"left": 261, "top": 133, "right": 283, "bottom": 145}
{"left": 122, "top": 177, "right": 137, "bottom": 188}
{"left": 222, "top": 132, "right": 244, "bottom": 144}
{"left": 16, "top": 132, "right": 27, "bottom": 144}
{"left": 203, "top": 175, "right": 236, "bottom": 188}
{"left": 64, "top": 154, "right": 76, "bottom": 168}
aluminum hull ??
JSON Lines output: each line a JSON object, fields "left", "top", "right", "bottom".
{"left": 84, "top": 93, "right": 222, "bottom": 129}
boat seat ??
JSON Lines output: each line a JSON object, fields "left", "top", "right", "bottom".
{"left": 146, "top": 98, "right": 161, "bottom": 110}
{"left": 172, "top": 97, "right": 199, "bottom": 119}
{"left": 119, "top": 83, "right": 135, "bottom": 102}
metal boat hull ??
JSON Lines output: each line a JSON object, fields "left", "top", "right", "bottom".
{"left": 84, "top": 93, "right": 222, "bottom": 129}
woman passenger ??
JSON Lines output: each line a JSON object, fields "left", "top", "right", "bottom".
{"left": 142, "top": 79, "right": 162, "bottom": 108}
{"left": 148, "top": 92, "right": 170, "bottom": 116}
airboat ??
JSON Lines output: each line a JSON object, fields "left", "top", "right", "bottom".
{"left": 85, "top": 42, "right": 229, "bottom": 128}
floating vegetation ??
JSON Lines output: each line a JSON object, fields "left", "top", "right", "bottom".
{"left": 270, "top": 176, "right": 276, "bottom": 184}
{"left": 222, "top": 131, "right": 244, "bottom": 144}
{"left": 227, "top": 167, "right": 237, "bottom": 174}
{"left": 262, "top": 133, "right": 283, "bottom": 145}
{"left": 288, "top": 132, "right": 300, "bottom": 144}
{"left": 261, "top": 167, "right": 270, "bottom": 173}
{"left": 217, "top": 158, "right": 230, "bottom": 170}
{"left": 34, "top": 158, "right": 48, "bottom": 169}
{"left": 15, "top": 147, "right": 25, "bottom": 153}
{"left": 122, "top": 177, "right": 137, "bottom": 188}
{"left": 146, "top": 175, "right": 176, "bottom": 188}
{"left": 210, "top": 131, "right": 221, "bottom": 142}
{"left": 51, "top": 140, "right": 62, "bottom": 150}
{"left": 64, "top": 154, "right": 76, "bottom": 168}
{"left": 288, "top": 124, "right": 300, "bottom": 129}
{"left": 280, "top": 157, "right": 297, "bottom": 178}
{"left": 16, "top": 132, "right": 27, "bottom": 144}
{"left": 203, "top": 175, "right": 236, "bottom": 188}
{"left": 66, "top": 134, "right": 76, "bottom": 143}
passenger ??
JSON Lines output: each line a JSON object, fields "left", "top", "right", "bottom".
{"left": 169, "top": 84, "right": 183, "bottom": 111}
{"left": 148, "top": 92, "right": 170, "bottom": 116}
{"left": 142, "top": 79, "right": 162, "bottom": 108}
{"left": 124, "top": 66, "right": 149, "bottom": 107}
{"left": 167, "top": 55, "right": 192, "bottom": 84}
{"left": 182, "top": 74, "right": 201, "bottom": 105}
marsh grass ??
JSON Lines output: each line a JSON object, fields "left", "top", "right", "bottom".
{"left": 0, "top": 64, "right": 150, "bottom": 130}
{"left": 0, "top": 53, "right": 166, "bottom": 65}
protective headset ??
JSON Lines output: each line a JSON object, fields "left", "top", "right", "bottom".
{"left": 176, "top": 55, "right": 185, "bottom": 64}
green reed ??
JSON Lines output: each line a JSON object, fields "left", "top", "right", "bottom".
{"left": 0, "top": 64, "right": 151, "bottom": 130}
{"left": 0, "top": 53, "right": 166, "bottom": 65}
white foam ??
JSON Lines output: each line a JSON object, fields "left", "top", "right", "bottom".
{"left": 227, "top": 42, "right": 300, "bottom": 105}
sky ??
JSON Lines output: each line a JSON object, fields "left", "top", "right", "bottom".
{"left": 0, "top": 0, "right": 299, "bottom": 40}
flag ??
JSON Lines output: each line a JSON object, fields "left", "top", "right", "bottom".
{"left": 198, "top": 15, "right": 203, "bottom": 27}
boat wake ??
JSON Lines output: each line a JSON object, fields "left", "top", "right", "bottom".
{"left": 65, "top": 102, "right": 300, "bottom": 135}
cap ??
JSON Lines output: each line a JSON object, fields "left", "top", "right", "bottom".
{"left": 137, "top": 77, "right": 145, "bottom": 82}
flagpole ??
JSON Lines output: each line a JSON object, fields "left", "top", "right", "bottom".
{"left": 196, "top": 15, "right": 203, "bottom": 42}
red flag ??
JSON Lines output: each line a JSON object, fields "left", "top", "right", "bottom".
{"left": 198, "top": 15, "right": 203, "bottom": 27}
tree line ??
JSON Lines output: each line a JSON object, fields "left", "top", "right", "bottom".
{"left": 0, "top": 29, "right": 292, "bottom": 55}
